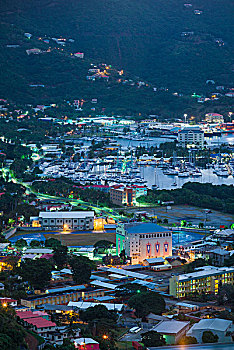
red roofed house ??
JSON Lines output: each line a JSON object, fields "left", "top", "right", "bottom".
{"left": 16, "top": 310, "right": 80, "bottom": 345}
{"left": 16, "top": 311, "right": 56, "bottom": 336}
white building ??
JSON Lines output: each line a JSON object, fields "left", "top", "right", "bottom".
{"left": 116, "top": 223, "right": 172, "bottom": 264}
{"left": 152, "top": 320, "right": 190, "bottom": 344}
{"left": 178, "top": 128, "right": 204, "bottom": 148}
{"left": 187, "top": 318, "right": 234, "bottom": 343}
{"left": 37, "top": 211, "right": 94, "bottom": 230}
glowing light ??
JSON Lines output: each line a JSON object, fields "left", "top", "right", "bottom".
{"left": 63, "top": 224, "right": 69, "bottom": 231}
{"left": 102, "top": 335, "right": 108, "bottom": 340}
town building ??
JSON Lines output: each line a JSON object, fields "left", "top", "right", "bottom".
{"left": 169, "top": 266, "right": 234, "bottom": 298}
{"left": 21, "top": 286, "right": 105, "bottom": 308}
{"left": 110, "top": 186, "right": 136, "bottom": 206}
{"left": 116, "top": 223, "right": 172, "bottom": 264}
{"left": 178, "top": 128, "right": 204, "bottom": 148}
{"left": 34, "top": 211, "right": 94, "bottom": 230}
{"left": 23, "top": 248, "right": 53, "bottom": 258}
{"left": 16, "top": 310, "right": 80, "bottom": 345}
{"left": 205, "top": 113, "right": 224, "bottom": 123}
{"left": 74, "top": 52, "right": 84, "bottom": 58}
{"left": 74, "top": 338, "right": 99, "bottom": 350}
{"left": 206, "top": 247, "right": 230, "bottom": 266}
{"left": 151, "top": 320, "right": 190, "bottom": 345}
{"left": 187, "top": 318, "right": 234, "bottom": 343}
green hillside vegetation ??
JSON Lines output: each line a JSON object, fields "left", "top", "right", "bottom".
{"left": 0, "top": 0, "right": 233, "bottom": 115}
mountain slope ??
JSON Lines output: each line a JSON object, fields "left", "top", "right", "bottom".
{"left": 0, "top": 0, "right": 233, "bottom": 114}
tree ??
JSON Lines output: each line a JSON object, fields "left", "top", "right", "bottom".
{"left": 45, "top": 237, "right": 61, "bottom": 249}
{"left": 198, "top": 222, "right": 204, "bottom": 229}
{"left": 53, "top": 245, "right": 68, "bottom": 270}
{"left": 94, "top": 240, "right": 114, "bottom": 253}
{"left": 0, "top": 305, "right": 27, "bottom": 350}
{"left": 15, "top": 238, "right": 27, "bottom": 248}
{"left": 141, "top": 331, "right": 166, "bottom": 347}
{"left": 163, "top": 218, "right": 168, "bottom": 224}
{"left": 202, "top": 330, "right": 219, "bottom": 343}
{"left": 79, "top": 305, "right": 117, "bottom": 323}
{"left": 128, "top": 291, "right": 165, "bottom": 318}
{"left": 178, "top": 336, "right": 198, "bottom": 345}
{"left": 30, "top": 240, "right": 42, "bottom": 247}
{"left": 69, "top": 256, "right": 96, "bottom": 284}
{"left": 17, "top": 258, "right": 52, "bottom": 290}
{"left": 115, "top": 283, "right": 147, "bottom": 298}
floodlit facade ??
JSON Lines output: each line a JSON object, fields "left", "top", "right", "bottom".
{"left": 110, "top": 186, "right": 136, "bottom": 206}
{"left": 116, "top": 223, "right": 172, "bottom": 264}
{"left": 37, "top": 211, "right": 94, "bottom": 230}
{"left": 178, "top": 128, "right": 204, "bottom": 148}
{"left": 169, "top": 266, "right": 234, "bottom": 298}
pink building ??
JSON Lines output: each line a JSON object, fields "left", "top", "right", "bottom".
{"left": 74, "top": 338, "right": 99, "bottom": 350}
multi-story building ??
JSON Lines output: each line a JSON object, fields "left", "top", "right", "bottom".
{"left": 169, "top": 266, "right": 234, "bottom": 298}
{"left": 36, "top": 211, "right": 94, "bottom": 230}
{"left": 110, "top": 186, "right": 136, "bottom": 206}
{"left": 116, "top": 223, "right": 172, "bottom": 264}
{"left": 21, "top": 286, "right": 105, "bottom": 308}
{"left": 178, "top": 128, "right": 204, "bottom": 148}
{"left": 205, "top": 113, "right": 224, "bottom": 123}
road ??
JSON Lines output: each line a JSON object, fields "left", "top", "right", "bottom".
{"left": 3, "top": 168, "right": 123, "bottom": 220}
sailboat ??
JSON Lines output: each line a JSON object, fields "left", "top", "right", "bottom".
{"left": 152, "top": 169, "right": 159, "bottom": 190}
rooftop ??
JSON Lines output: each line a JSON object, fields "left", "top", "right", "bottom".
{"left": 39, "top": 211, "right": 94, "bottom": 219}
{"left": 123, "top": 222, "right": 170, "bottom": 234}
{"left": 208, "top": 247, "right": 230, "bottom": 256}
{"left": 176, "top": 266, "right": 234, "bottom": 282}
{"left": 25, "top": 248, "right": 53, "bottom": 254}
{"left": 100, "top": 266, "right": 150, "bottom": 280}
{"left": 188, "top": 318, "right": 232, "bottom": 332}
{"left": 68, "top": 301, "right": 124, "bottom": 312}
{"left": 74, "top": 338, "right": 99, "bottom": 345}
{"left": 152, "top": 320, "right": 189, "bottom": 334}
{"left": 144, "top": 257, "right": 165, "bottom": 264}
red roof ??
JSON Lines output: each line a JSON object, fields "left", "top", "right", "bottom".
{"left": 39, "top": 253, "right": 53, "bottom": 259}
{"left": 24, "top": 317, "right": 56, "bottom": 328}
{"left": 16, "top": 310, "right": 36, "bottom": 319}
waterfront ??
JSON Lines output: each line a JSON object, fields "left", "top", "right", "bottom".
{"left": 141, "top": 166, "right": 234, "bottom": 189}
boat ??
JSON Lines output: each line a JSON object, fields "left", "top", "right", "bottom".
{"left": 215, "top": 170, "right": 229, "bottom": 177}
{"left": 178, "top": 171, "right": 190, "bottom": 177}
{"left": 163, "top": 169, "right": 178, "bottom": 176}
{"left": 171, "top": 181, "right": 177, "bottom": 187}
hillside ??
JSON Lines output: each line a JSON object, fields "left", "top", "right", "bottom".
{"left": 0, "top": 0, "right": 233, "bottom": 115}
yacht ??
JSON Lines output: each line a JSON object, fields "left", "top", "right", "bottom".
{"left": 178, "top": 171, "right": 190, "bottom": 177}
{"left": 163, "top": 169, "right": 178, "bottom": 176}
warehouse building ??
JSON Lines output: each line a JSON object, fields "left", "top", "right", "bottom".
{"left": 32, "top": 211, "right": 95, "bottom": 230}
